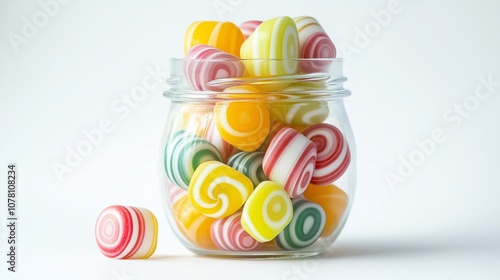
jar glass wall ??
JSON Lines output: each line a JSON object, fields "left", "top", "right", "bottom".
{"left": 160, "top": 58, "right": 355, "bottom": 258}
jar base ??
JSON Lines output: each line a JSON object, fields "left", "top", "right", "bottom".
{"left": 186, "top": 246, "right": 327, "bottom": 259}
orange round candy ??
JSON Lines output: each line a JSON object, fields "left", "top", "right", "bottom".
{"left": 184, "top": 21, "right": 245, "bottom": 57}
{"left": 214, "top": 101, "right": 270, "bottom": 152}
{"left": 172, "top": 194, "right": 217, "bottom": 249}
{"left": 303, "top": 183, "right": 348, "bottom": 237}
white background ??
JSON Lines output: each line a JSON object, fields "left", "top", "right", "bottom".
{"left": 1, "top": 0, "right": 500, "bottom": 279}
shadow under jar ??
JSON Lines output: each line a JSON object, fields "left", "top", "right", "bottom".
{"left": 160, "top": 58, "right": 356, "bottom": 258}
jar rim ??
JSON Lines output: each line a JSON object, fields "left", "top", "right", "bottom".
{"left": 165, "top": 57, "right": 350, "bottom": 102}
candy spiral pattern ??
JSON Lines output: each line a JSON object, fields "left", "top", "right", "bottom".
{"left": 227, "top": 151, "right": 268, "bottom": 187}
{"left": 275, "top": 197, "right": 326, "bottom": 250}
{"left": 263, "top": 127, "right": 317, "bottom": 198}
{"left": 301, "top": 124, "right": 350, "bottom": 185}
{"left": 241, "top": 181, "right": 293, "bottom": 242}
{"left": 185, "top": 44, "right": 245, "bottom": 92}
{"left": 240, "top": 16, "right": 299, "bottom": 76}
{"left": 173, "top": 194, "right": 217, "bottom": 249}
{"left": 271, "top": 101, "right": 329, "bottom": 128}
{"left": 95, "top": 205, "right": 158, "bottom": 259}
{"left": 189, "top": 161, "right": 253, "bottom": 219}
{"left": 184, "top": 21, "right": 244, "bottom": 57}
{"left": 239, "top": 20, "right": 262, "bottom": 39}
{"left": 164, "top": 130, "right": 223, "bottom": 190}
{"left": 303, "top": 183, "right": 348, "bottom": 237}
{"left": 214, "top": 101, "right": 270, "bottom": 152}
{"left": 210, "top": 211, "right": 261, "bottom": 251}
{"left": 293, "top": 16, "right": 336, "bottom": 73}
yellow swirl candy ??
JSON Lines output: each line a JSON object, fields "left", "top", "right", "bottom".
{"left": 240, "top": 16, "right": 299, "bottom": 76}
{"left": 214, "top": 100, "right": 270, "bottom": 152}
{"left": 241, "top": 181, "right": 293, "bottom": 242}
{"left": 172, "top": 194, "right": 217, "bottom": 249}
{"left": 189, "top": 161, "right": 253, "bottom": 219}
{"left": 184, "top": 21, "right": 244, "bottom": 57}
{"left": 270, "top": 100, "right": 329, "bottom": 128}
{"left": 303, "top": 183, "right": 348, "bottom": 237}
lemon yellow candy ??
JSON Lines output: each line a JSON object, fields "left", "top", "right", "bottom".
{"left": 240, "top": 16, "right": 299, "bottom": 76}
{"left": 172, "top": 194, "right": 217, "bottom": 249}
{"left": 184, "top": 21, "right": 244, "bottom": 57}
{"left": 214, "top": 100, "right": 270, "bottom": 152}
{"left": 241, "top": 181, "right": 293, "bottom": 242}
{"left": 189, "top": 161, "right": 253, "bottom": 219}
{"left": 270, "top": 100, "right": 329, "bottom": 127}
{"left": 303, "top": 183, "right": 348, "bottom": 237}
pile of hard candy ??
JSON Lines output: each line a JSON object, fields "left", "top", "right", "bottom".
{"left": 165, "top": 16, "right": 351, "bottom": 251}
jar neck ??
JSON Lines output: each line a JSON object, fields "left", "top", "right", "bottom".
{"left": 165, "top": 58, "right": 350, "bottom": 102}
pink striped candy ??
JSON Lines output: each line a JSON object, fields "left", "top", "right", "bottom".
{"left": 210, "top": 211, "right": 261, "bottom": 251}
{"left": 263, "top": 127, "right": 317, "bottom": 198}
{"left": 239, "top": 20, "right": 262, "bottom": 39}
{"left": 95, "top": 205, "right": 158, "bottom": 259}
{"left": 294, "top": 16, "right": 336, "bottom": 73}
{"left": 301, "top": 124, "right": 350, "bottom": 185}
{"left": 185, "top": 44, "right": 245, "bottom": 92}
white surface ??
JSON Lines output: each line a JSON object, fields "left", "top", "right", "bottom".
{"left": 1, "top": 0, "right": 500, "bottom": 279}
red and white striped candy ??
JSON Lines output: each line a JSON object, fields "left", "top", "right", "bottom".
{"left": 239, "top": 20, "right": 262, "bottom": 39}
{"left": 185, "top": 44, "right": 245, "bottom": 92}
{"left": 301, "top": 124, "right": 350, "bottom": 185}
{"left": 294, "top": 16, "right": 336, "bottom": 72}
{"left": 263, "top": 127, "right": 317, "bottom": 198}
{"left": 95, "top": 205, "right": 158, "bottom": 259}
{"left": 210, "top": 211, "right": 261, "bottom": 251}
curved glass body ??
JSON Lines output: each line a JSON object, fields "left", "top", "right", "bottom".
{"left": 160, "top": 58, "right": 356, "bottom": 258}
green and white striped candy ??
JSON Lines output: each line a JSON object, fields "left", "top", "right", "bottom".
{"left": 227, "top": 151, "right": 268, "bottom": 187}
{"left": 164, "top": 130, "right": 222, "bottom": 190}
{"left": 275, "top": 197, "right": 326, "bottom": 250}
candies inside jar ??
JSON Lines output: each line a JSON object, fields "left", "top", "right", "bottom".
{"left": 159, "top": 16, "right": 356, "bottom": 258}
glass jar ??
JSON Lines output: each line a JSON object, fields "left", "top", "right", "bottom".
{"left": 160, "top": 58, "right": 356, "bottom": 258}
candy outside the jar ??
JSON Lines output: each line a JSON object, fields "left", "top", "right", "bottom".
{"left": 240, "top": 16, "right": 299, "bottom": 76}
{"left": 241, "top": 181, "right": 293, "bottom": 242}
{"left": 214, "top": 100, "right": 270, "bottom": 152}
{"left": 95, "top": 205, "right": 158, "bottom": 259}
{"left": 293, "top": 16, "right": 336, "bottom": 73}
{"left": 184, "top": 44, "right": 245, "bottom": 92}
{"left": 275, "top": 197, "right": 326, "bottom": 250}
{"left": 184, "top": 21, "right": 244, "bottom": 57}
{"left": 189, "top": 161, "right": 253, "bottom": 219}
{"left": 303, "top": 184, "right": 348, "bottom": 237}
{"left": 173, "top": 194, "right": 217, "bottom": 249}
{"left": 210, "top": 211, "right": 261, "bottom": 251}
{"left": 262, "top": 127, "right": 317, "bottom": 198}
{"left": 164, "top": 130, "right": 223, "bottom": 190}
{"left": 302, "top": 123, "right": 351, "bottom": 185}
